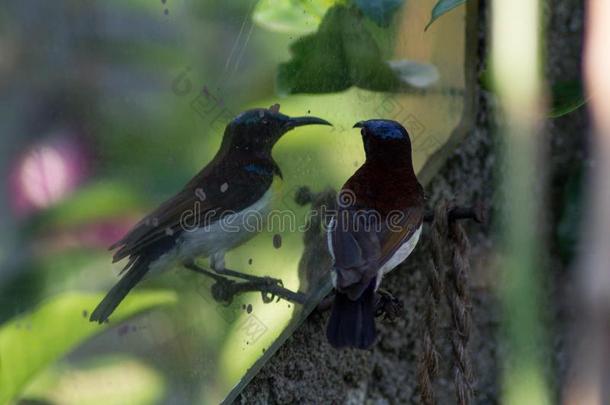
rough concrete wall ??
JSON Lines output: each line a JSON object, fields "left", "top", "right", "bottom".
{"left": 237, "top": 0, "right": 586, "bottom": 403}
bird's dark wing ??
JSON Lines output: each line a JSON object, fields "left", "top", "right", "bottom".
{"left": 377, "top": 204, "right": 424, "bottom": 267}
{"left": 110, "top": 164, "right": 274, "bottom": 264}
{"left": 330, "top": 209, "right": 381, "bottom": 293}
{"left": 330, "top": 204, "right": 424, "bottom": 300}
{"left": 110, "top": 187, "right": 217, "bottom": 263}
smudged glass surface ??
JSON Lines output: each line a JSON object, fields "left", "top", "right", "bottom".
{"left": 0, "top": 0, "right": 470, "bottom": 404}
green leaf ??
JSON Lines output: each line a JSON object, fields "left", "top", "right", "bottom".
{"left": 0, "top": 250, "right": 109, "bottom": 324}
{"left": 26, "top": 181, "right": 144, "bottom": 232}
{"left": 23, "top": 356, "right": 166, "bottom": 405}
{"left": 354, "top": 0, "right": 404, "bottom": 27}
{"left": 253, "top": 0, "right": 335, "bottom": 34}
{"left": 277, "top": 5, "right": 401, "bottom": 95}
{"left": 0, "top": 291, "right": 176, "bottom": 404}
{"left": 425, "top": 0, "right": 466, "bottom": 31}
{"left": 549, "top": 80, "right": 588, "bottom": 118}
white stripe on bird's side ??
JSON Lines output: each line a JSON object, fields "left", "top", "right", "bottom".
{"left": 146, "top": 186, "right": 276, "bottom": 277}
{"left": 375, "top": 224, "right": 421, "bottom": 289}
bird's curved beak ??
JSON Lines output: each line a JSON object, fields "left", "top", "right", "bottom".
{"left": 353, "top": 121, "right": 365, "bottom": 128}
{"left": 285, "top": 116, "right": 332, "bottom": 130}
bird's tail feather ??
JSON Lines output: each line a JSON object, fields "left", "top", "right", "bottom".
{"left": 326, "top": 279, "right": 376, "bottom": 349}
{"left": 90, "top": 257, "right": 150, "bottom": 324}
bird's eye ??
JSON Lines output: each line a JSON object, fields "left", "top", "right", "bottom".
{"left": 262, "top": 119, "right": 269, "bottom": 125}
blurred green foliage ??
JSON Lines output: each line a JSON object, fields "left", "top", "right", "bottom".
{"left": 277, "top": 5, "right": 402, "bottom": 94}
{"left": 0, "top": 291, "right": 175, "bottom": 404}
{"left": 257, "top": 0, "right": 463, "bottom": 95}
{"left": 0, "top": 250, "right": 108, "bottom": 324}
{"left": 22, "top": 356, "right": 166, "bottom": 405}
{"left": 254, "top": 0, "right": 337, "bottom": 34}
{"left": 25, "top": 182, "right": 143, "bottom": 234}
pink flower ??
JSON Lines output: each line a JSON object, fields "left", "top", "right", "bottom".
{"left": 9, "top": 131, "right": 90, "bottom": 216}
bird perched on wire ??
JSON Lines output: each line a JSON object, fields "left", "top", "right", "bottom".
{"left": 326, "top": 119, "right": 425, "bottom": 349}
{"left": 90, "top": 104, "right": 331, "bottom": 323}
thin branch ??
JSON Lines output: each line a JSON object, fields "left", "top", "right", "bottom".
{"left": 184, "top": 262, "right": 307, "bottom": 305}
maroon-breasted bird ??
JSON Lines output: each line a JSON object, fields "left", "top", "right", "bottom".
{"left": 326, "top": 119, "right": 425, "bottom": 349}
{"left": 90, "top": 105, "right": 331, "bottom": 323}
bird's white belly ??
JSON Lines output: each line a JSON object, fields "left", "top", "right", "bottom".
{"left": 147, "top": 189, "right": 273, "bottom": 275}
{"left": 178, "top": 189, "right": 273, "bottom": 260}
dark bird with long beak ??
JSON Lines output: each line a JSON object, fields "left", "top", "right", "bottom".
{"left": 326, "top": 119, "right": 425, "bottom": 349}
{"left": 90, "top": 104, "right": 331, "bottom": 323}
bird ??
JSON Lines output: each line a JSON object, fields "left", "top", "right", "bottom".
{"left": 326, "top": 119, "right": 425, "bottom": 349}
{"left": 90, "top": 104, "right": 331, "bottom": 323}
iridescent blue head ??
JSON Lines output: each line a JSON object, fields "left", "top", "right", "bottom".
{"left": 222, "top": 104, "right": 331, "bottom": 155}
{"left": 353, "top": 119, "right": 413, "bottom": 166}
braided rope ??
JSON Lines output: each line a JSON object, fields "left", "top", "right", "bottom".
{"left": 447, "top": 219, "right": 474, "bottom": 405}
{"left": 418, "top": 200, "right": 474, "bottom": 405}
{"left": 417, "top": 202, "right": 450, "bottom": 405}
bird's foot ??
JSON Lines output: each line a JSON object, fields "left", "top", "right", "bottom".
{"left": 314, "top": 289, "right": 404, "bottom": 320}
{"left": 257, "top": 276, "right": 285, "bottom": 303}
{"left": 375, "top": 289, "right": 404, "bottom": 321}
